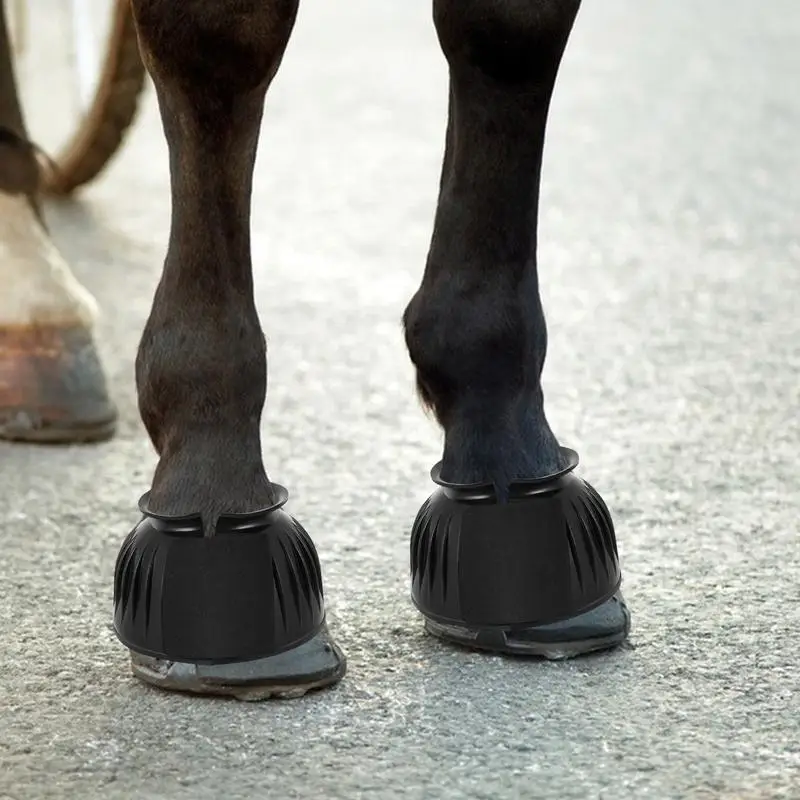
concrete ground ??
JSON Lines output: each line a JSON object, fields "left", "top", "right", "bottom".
{"left": 1, "top": 1, "right": 799, "bottom": 797}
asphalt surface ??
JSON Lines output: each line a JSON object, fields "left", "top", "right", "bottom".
{"left": 2, "top": 1, "right": 799, "bottom": 798}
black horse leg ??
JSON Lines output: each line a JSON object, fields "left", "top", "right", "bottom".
{"left": 405, "top": 0, "right": 631, "bottom": 657}
{"left": 114, "top": 0, "right": 345, "bottom": 699}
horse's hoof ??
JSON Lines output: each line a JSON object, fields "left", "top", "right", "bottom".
{"left": 129, "top": 626, "right": 346, "bottom": 701}
{"left": 113, "top": 485, "right": 347, "bottom": 700}
{"left": 410, "top": 448, "right": 631, "bottom": 659}
{"left": 0, "top": 323, "right": 117, "bottom": 443}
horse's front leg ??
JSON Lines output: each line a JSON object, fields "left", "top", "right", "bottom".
{"left": 0, "top": 3, "right": 115, "bottom": 442}
{"left": 112, "top": 0, "right": 345, "bottom": 699}
{"left": 405, "top": 0, "right": 631, "bottom": 656}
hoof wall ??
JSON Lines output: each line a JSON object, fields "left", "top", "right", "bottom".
{"left": 424, "top": 592, "right": 630, "bottom": 659}
{"left": 130, "top": 625, "right": 346, "bottom": 701}
{"left": 411, "top": 448, "right": 631, "bottom": 657}
{"left": 0, "top": 323, "right": 116, "bottom": 443}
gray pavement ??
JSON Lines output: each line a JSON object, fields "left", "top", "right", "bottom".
{"left": 2, "top": 1, "right": 799, "bottom": 797}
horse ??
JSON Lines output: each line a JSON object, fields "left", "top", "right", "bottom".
{"left": 0, "top": 0, "right": 630, "bottom": 700}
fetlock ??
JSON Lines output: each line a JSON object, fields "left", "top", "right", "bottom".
{"left": 404, "top": 272, "right": 564, "bottom": 489}
{"left": 136, "top": 300, "right": 275, "bottom": 524}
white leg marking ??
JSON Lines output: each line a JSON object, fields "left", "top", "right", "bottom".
{"left": 0, "top": 192, "right": 97, "bottom": 326}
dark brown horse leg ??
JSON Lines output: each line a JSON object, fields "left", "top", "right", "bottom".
{"left": 406, "top": 0, "right": 630, "bottom": 657}
{"left": 115, "top": 0, "right": 345, "bottom": 699}
{"left": 0, "top": 1, "right": 116, "bottom": 443}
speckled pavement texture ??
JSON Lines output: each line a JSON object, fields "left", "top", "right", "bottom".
{"left": 1, "top": 1, "right": 798, "bottom": 797}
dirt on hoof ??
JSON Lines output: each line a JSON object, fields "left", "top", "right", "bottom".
{"left": 0, "top": 322, "right": 117, "bottom": 444}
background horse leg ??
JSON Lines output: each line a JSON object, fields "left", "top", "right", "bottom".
{"left": 0, "top": 1, "right": 116, "bottom": 442}
{"left": 405, "top": 0, "right": 630, "bottom": 656}
{"left": 117, "top": 0, "right": 345, "bottom": 698}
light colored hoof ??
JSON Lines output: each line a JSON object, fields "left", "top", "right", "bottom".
{"left": 0, "top": 190, "right": 115, "bottom": 443}
{"left": 0, "top": 322, "right": 117, "bottom": 443}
